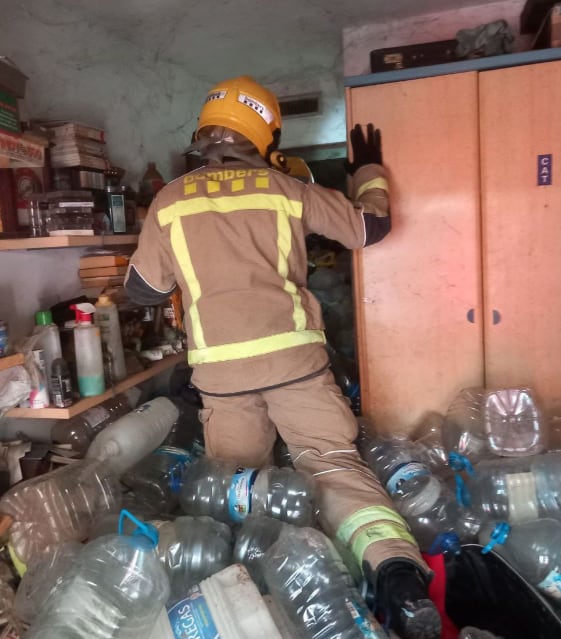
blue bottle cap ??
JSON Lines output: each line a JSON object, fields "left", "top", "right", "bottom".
{"left": 428, "top": 532, "right": 462, "bottom": 556}
{"left": 481, "top": 521, "right": 511, "bottom": 555}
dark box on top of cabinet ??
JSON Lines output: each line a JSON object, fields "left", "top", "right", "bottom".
{"left": 370, "top": 39, "right": 461, "bottom": 72}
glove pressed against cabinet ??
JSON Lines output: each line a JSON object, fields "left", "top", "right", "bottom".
{"left": 346, "top": 59, "right": 561, "bottom": 434}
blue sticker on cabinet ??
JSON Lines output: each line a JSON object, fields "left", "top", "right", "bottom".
{"left": 538, "top": 154, "right": 552, "bottom": 185}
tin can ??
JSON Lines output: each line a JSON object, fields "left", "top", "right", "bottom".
{"left": 0, "top": 320, "right": 8, "bottom": 357}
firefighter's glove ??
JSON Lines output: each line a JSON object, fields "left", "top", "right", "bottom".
{"left": 345, "top": 123, "right": 383, "bottom": 176}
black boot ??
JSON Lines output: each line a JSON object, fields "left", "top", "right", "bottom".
{"left": 364, "top": 559, "right": 442, "bottom": 639}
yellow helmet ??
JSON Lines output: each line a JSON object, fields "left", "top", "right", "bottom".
{"left": 196, "top": 76, "right": 282, "bottom": 159}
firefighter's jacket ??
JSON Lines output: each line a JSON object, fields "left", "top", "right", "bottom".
{"left": 125, "top": 161, "right": 390, "bottom": 395}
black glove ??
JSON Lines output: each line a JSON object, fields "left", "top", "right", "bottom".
{"left": 345, "top": 123, "right": 383, "bottom": 175}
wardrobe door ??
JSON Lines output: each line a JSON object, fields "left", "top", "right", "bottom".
{"left": 346, "top": 72, "right": 483, "bottom": 435}
{"left": 480, "top": 60, "right": 561, "bottom": 418}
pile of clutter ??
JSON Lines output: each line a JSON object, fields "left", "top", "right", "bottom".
{"left": 358, "top": 386, "right": 561, "bottom": 612}
{"left": 0, "top": 382, "right": 553, "bottom": 639}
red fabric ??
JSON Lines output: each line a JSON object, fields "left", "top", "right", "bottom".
{"left": 423, "top": 552, "right": 459, "bottom": 639}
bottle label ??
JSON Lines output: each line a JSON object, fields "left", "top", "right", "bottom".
{"left": 505, "top": 472, "right": 538, "bottom": 523}
{"left": 83, "top": 405, "right": 111, "bottom": 430}
{"left": 345, "top": 598, "right": 380, "bottom": 637}
{"left": 228, "top": 467, "right": 258, "bottom": 522}
{"left": 385, "top": 462, "right": 430, "bottom": 496}
{"left": 537, "top": 567, "right": 561, "bottom": 600}
{"left": 167, "top": 585, "right": 221, "bottom": 639}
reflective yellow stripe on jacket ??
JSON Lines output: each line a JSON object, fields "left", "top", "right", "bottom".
{"left": 158, "top": 193, "right": 325, "bottom": 365}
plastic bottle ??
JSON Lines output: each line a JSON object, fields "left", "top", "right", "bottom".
{"left": 50, "top": 387, "right": 141, "bottom": 454}
{"left": 483, "top": 388, "right": 546, "bottom": 457}
{"left": 95, "top": 294, "right": 127, "bottom": 382}
{"left": 179, "top": 457, "right": 315, "bottom": 526}
{"left": 13, "top": 542, "right": 83, "bottom": 625}
{"left": 71, "top": 302, "right": 105, "bottom": 397}
{"left": 32, "top": 310, "right": 62, "bottom": 398}
{"left": 443, "top": 387, "right": 547, "bottom": 464}
{"left": 0, "top": 459, "right": 121, "bottom": 565}
{"left": 479, "top": 518, "right": 561, "bottom": 603}
{"left": 233, "top": 515, "right": 286, "bottom": 593}
{"left": 463, "top": 451, "right": 561, "bottom": 524}
{"left": 167, "top": 564, "right": 283, "bottom": 639}
{"left": 358, "top": 434, "right": 439, "bottom": 499}
{"left": 393, "top": 474, "right": 481, "bottom": 554}
{"left": 411, "top": 411, "right": 450, "bottom": 476}
{"left": 85, "top": 397, "right": 180, "bottom": 476}
{"left": 122, "top": 445, "right": 194, "bottom": 515}
{"left": 262, "top": 525, "right": 387, "bottom": 639}
{"left": 139, "top": 162, "right": 165, "bottom": 204}
{"left": 25, "top": 510, "right": 170, "bottom": 639}
{"left": 155, "top": 515, "right": 233, "bottom": 600}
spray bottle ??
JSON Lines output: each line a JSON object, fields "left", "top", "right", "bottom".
{"left": 70, "top": 303, "right": 105, "bottom": 397}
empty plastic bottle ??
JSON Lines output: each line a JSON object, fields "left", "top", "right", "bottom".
{"left": 51, "top": 387, "right": 141, "bottom": 454}
{"left": 393, "top": 474, "right": 481, "bottom": 554}
{"left": 25, "top": 510, "right": 170, "bottom": 639}
{"left": 410, "top": 412, "right": 450, "bottom": 477}
{"left": 167, "top": 564, "right": 283, "bottom": 639}
{"left": 180, "top": 457, "right": 315, "bottom": 526}
{"left": 14, "top": 542, "right": 83, "bottom": 625}
{"left": 463, "top": 451, "right": 561, "bottom": 524}
{"left": 443, "top": 387, "right": 547, "bottom": 464}
{"left": 155, "top": 515, "right": 233, "bottom": 600}
{"left": 483, "top": 388, "right": 547, "bottom": 457}
{"left": 122, "top": 445, "right": 193, "bottom": 516}
{"left": 479, "top": 518, "right": 561, "bottom": 602}
{"left": 358, "top": 434, "right": 438, "bottom": 499}
{"left": 0, "top": 459, "right": 121, "bottom": 565}
{"left": 86, "top": 397, "right": 180, "bottom": 476}
{"left": 233, "top": 515, "right": 286, "bottom": 593}
{"left": 262, "top": 525, "right": 387, "bottom": 638}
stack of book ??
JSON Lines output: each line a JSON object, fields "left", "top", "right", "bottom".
{"left": 45, "top": 121, "right": 109, "bottom": 171}
{"left": 79, "top": 252, "right": 129, "bottom": 291}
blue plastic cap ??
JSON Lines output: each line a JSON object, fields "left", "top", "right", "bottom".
{"left": 428, "top": 532, "right": 462, "bottom": 556}
{"left": 482, "top": 521, "right": 511, "bottom": 555}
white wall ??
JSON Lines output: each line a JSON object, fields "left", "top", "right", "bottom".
{"left": 1, "top": 3, "right": 347, "bottom": 189}
{"left": 343, "top": 0, "right": 528, "bottom": 77}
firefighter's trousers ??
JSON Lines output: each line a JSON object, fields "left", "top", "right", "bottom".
{"left": 199, "top": 368, "right": 429, "bottom": 574}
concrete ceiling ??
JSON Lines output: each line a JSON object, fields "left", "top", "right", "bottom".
{"left": 10, "top": 0, "right": 504, "bottom": 67}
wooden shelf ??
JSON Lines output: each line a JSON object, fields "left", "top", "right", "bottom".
{"left": 0, "top": 353, "right": 25, "bottom": 372}
{"left": 0, "top": 234, "right": 139, "bottom": 251}
{"left": 5, "top": 351, "right": 185, "bottom": 419}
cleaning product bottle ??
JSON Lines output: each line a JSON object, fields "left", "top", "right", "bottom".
{"left": 70, "top": 302, "right": 105, "bottom": 397}
{"left": 95, "top": 294, "right": 126, "bottom": 382}
{"left": 32, "top": 310, "right": 62, "bottom": 399}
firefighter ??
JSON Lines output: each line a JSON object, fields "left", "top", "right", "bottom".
{"left": 125, "top": 75, "right": 441, "bottom": 639}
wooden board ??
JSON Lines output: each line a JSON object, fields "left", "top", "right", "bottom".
{"left": 0, "top": 353, "right": 24, "bottom": 371}
{"left": 347, "top": 72, "right": 484, "bottom": 434}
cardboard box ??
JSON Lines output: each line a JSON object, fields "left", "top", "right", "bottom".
{"left": 0, "top": 89, "right": 20, "bottom": 134}
{"left": 0, "top": 57, "right": 27, "bottom": 98}
{"left": 0, "top": 130, "right": 45, "bottom": 168}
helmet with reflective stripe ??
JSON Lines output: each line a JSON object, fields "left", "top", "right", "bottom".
{"left": 196, "top": 76, "right": 282, "bottom": 159}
